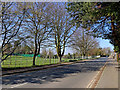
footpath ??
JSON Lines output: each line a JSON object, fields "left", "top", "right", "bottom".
{"left": 95, "top": 58, "right": 119, "bottom": 89}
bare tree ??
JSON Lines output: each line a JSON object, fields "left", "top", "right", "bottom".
{"left": 50, "top": 3, "right": 77, "bottom": 63}
{"left": 23, "top": 2, "right": 52, "bottom": 65}
{"left": 0, "top": 2, "right": 26, "bottom": 62}
{"left": 48, "top": 48, "right": 54, "bottom": 64}
{"left": 41, "top": 48, "right": 48, "bottom": 58}
{"left": 100, "top": 47, "right": 111, "bottom": 56}
{"left": 70, "top": 28, "right": 99, "bottom": 57}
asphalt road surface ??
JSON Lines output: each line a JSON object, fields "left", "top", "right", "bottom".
{"left": 2, "top": 57, "right": 108, "bottom": 88}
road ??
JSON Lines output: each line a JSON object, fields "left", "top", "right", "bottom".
{"left": 2, "top": 57, "right": 108, "bottom": 88}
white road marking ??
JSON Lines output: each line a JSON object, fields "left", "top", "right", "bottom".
{"left": 10, "top": 82, "right": 28, "bottom": 88}
{"left": 86, "top": 71, "right": 100, "bottom": 88}
{"left": 86, "top": 62, "right": 107, "bottom": 88}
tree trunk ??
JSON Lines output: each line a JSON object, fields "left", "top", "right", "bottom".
{"left": 73, "top": 54, "right": 75, "bottom": 59}
{"left": 33, "top": 54, "right": 36, "bottom": 66}
{"left": 59, "top": 56, "right": 62, "bottom": 64}
{"left": 49, "top": 54, "right": 51, "bottom": 64}
{"left": 33, "top": 35, "right": 37, "bottom": 66}
{"left": 117, "top": 52, "right": 119, "bottom": 62}
{"left": 33, "top": 45, "right": 37, "bottom": 66}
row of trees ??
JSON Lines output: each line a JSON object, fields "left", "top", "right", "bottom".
{"left": 63, "top": 47, "right": 111, "bottom": 59}
{"left": 1, "top": 2, "right": 78, "bottom": 65}
{"left": 1, "top": 2, "right": 114, "bottom": 66}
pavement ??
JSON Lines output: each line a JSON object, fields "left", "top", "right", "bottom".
{"left": 2, "top": 57, "right": 107, "bottom": 89}
{"left": 95, "top": 58, "right": 119, "bottom": 88}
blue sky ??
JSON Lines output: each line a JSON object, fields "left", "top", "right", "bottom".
{"left": 98, "top": 38, "right": 114, "bottom": 50}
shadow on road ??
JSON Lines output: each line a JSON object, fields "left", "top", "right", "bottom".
{"left": 2, "top": 58, "right": 107, "bottom": 85}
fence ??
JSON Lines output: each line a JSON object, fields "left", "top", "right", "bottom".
{"left": 1, "top": 55, "right": 61, "bottom": 68}
{"left": 1, "top": 55, "right": 100, "bottom": 68}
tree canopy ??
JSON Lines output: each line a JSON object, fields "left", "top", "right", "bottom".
{"left": 67, "top": 2, "right": 120, "bottom": 52}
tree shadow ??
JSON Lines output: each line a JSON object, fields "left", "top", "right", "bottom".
{"left": 2, "top": 59, "right": 107, "bottom": 85}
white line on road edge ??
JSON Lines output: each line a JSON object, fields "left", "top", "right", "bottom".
{"left": 86, "top": 62, "right": 107, "bottom": 88}
{"left": 10, "top": 82, "right": 28, "bottom": 88}
{"left": 94, "top": 66, "right": 106, "bottom": 88}
{"left": 86, "top": 71, "right": 100, "bottom": 88}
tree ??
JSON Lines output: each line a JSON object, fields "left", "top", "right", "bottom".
{"left": 72, "top": 53, "right": 76, "bottom": 59}
{"left": 95, "top": 47, "right": 111, "bottom": 57}
{"left": 3, "top": 43, "right": 12, "bottom": 55}
{"left": 50, "top": 3, "right": 77, "bottom": 63}
{"left": 41, "top": 48, "right": 48, "bottom": 58}
{"left": 70, "top": 28, "right": 99, "bottom": 57}
{"left": 48, "top": 48, "right": 54, "bottom": 64}
{"left": 23, "top": 2, "right": 52, "bottom": 65}
{"left": 68, "top": 53, "right": 72, "bottom": 59}
{"left": 88, "top": 48, "right": 100, "bottom": 56}
{"left": 114, "top": 46, "right": 120, "bottom": 61}
{"left": 18, "top": 44, "right": 32, "bottom": 54}
{"left": 67, "top": 2, "right": 120, "bottom": 54}
{"left": 1, "top": 2, "right": 26, "bottom": 61}
{"left": 105, "top": 47, "right": 111, "bottom": 56}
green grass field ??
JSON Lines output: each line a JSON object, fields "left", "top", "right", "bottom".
{"left": 1, "top": 55, "right": 70, "bottom": 68}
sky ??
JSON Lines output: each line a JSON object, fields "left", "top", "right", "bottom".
{"left": 98, "top": 38, "right": 114, "bottom": 50}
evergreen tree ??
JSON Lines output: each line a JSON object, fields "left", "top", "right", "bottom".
{"left": 67, "top": 2, "right": 120, "bottom": 51}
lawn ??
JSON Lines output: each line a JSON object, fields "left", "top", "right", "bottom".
{"left": 1, "top": 55, "right": 70, "bottom": 68}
